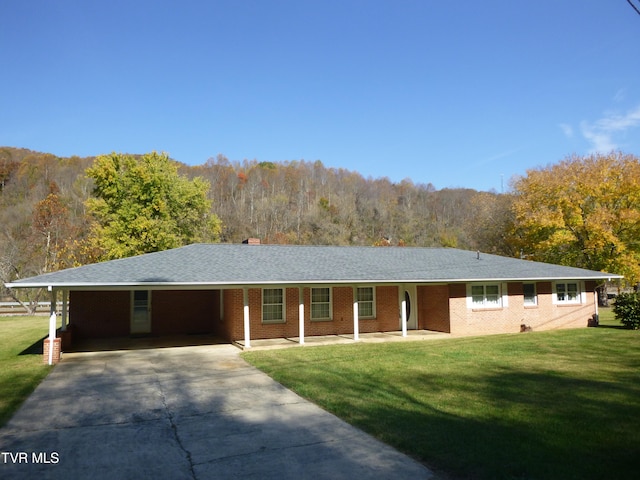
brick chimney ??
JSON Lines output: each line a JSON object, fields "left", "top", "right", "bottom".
{"left": 242, "top": 238, "right": 261, "bottom": 245}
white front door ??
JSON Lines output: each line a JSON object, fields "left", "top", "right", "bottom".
{"left": 131, "top": 290, "right": 151, "bottom": 334}
{"left": 401, "top": 285, "right": 418, "bottom": 330}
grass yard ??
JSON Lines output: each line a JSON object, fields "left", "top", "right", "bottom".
{"left": 242, "top": 313, "right": 640, "bottom": 480}
{"left": 0, "top": 315, "right": 54, "bottom": 427}
{"left": 597, "top": 305, "right": 620, "bottom": 327}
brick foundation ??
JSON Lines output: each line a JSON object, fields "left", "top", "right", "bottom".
{"left": 43, "top": 338, "right": 61, "bottom": 364}
{"left": 58, "top": 327, "right": 73, "bottom": 350}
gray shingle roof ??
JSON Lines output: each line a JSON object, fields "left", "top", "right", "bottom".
{"left": 7, "top": 243, "right": 621, "bottom": 289}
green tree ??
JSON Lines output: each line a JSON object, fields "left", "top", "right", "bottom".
{"left": 612, "top": 292, "right": 640, "bottom": 329}
{"left": 86, "top": 152, "right": 221, "bottom": 260}
{"left": 510, "top": 152, "right": 640, "bottom": 284}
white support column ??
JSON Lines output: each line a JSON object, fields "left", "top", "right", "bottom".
{"left": 48, "top": 287, "right": 57, "bottom": 365}
{"left": 352, "top": 286, "right": 360, "bottom": 342}
{"left": 61, "top": 290, "right": 69, "bottom": 332}
{"left": 400, "top": 286, "right": 408, "bottom": 338}
{"left": 243, "top": 288, "right": 251, "bottom": 349}
{"left": 298, "top": 287, "right": 305, "bottom": 345}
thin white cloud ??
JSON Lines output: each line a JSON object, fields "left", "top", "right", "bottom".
{"left": 580, "top": 122, "right": 617, "bottom": 152}
{"left": 558, "top": 123, "right": 573, "bottom": 138}
{"left": 580, "top": 105, "right": 640, "bottom": 153}
{"left": 613, "top": 89, "right": 626, "bottom": 103}
{"left": 473, "top": 147, "right": 524, "bottom": 167}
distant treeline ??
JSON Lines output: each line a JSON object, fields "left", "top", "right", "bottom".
{"left": 1, "top": 146, "right": 509, "bottom": 249}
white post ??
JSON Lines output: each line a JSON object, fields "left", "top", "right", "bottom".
{"left": 353, "top": 286, "right": 359, "bottom": 342}
{"left": 48, "top": 287, "right": 57, "bottom": 365}
{"left": 298, "top": 287, "right": 305, "bottom": 345}
{"left": 401, "top": 287, "right": 408, "bottom": 338}
{"left": 243, "top": 288, "right": 251, "bottom": 349}
{"left": 61, "top": 290, "right": 68, "bottom": 332}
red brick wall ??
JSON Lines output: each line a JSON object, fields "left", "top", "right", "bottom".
{"left": 374, "top": 285, "right": 401, "bottom": 332}
{"left": 222, "top": 289, "right": 244, "bottom": 341}
{"left": 70, "top": 290, "right": 130, "bottom": 338}
{"left": 223, "top": 285, "right": 402, "bottom": 341}
{"left": 42, "top": 338, "right": 61, "bottom": 364}
{"left": 71, "top": 290, "right": 223, "bottom": 339}
{"left": 449, "top": 281, "right": 597, "bottom": 336}
{"left": 519, "top": 281, "right": 597, "bottom": 332}
{"left": 418, "top": 285, "right": 451, "bottom": 333}
{"left": 70, "top": 281, "right": 599, "bottom": 342}
{"left": 328, "top": 286, "right": 357, "bottom": 335}
{"left": 151, "top": 290, "right": 219, "bottom": 335}
{"left": 248, "top": 287, "right": 294, "bottom": 340}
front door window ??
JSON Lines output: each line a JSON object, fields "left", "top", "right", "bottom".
{"left": 405, "top": 291, "right": 411, "bottom": 321}
{"left": 402, "top": 286, "right": 418, "bottom": 330}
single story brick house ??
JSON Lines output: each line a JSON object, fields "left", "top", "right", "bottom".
{"left": 7, "top": 242, "right": 621, "bottom": 356}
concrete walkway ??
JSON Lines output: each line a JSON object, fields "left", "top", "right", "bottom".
{"left": 0, "top": 344, "right": 434, "bottom": 479}
{"left": 236, "top": 330, "right": 451, "bottom": 350}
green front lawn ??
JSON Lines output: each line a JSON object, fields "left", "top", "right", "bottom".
{"left": 243, "top": 318, "right": 640, "bottom": 479}
{"left": 0, "top": 315, "right": 53, "bottom": 427}
{"left": 597, "top": 305, "right": 619, "bottom": 326}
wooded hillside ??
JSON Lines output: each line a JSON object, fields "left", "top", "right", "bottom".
{"left": 187, "top": 154, "right": 507, "bottom": 249}
{"left": 1, "top": 148, "right": 506, "bottom": 246}
{"left": 4, "top": 147, "right": 640, "bottom": 309}
{"left": 0, "top": 147, "right": 510, "bottom": 300}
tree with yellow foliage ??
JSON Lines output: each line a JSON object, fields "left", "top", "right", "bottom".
{"left": 86, "top": 152, "right": 222, "bottom": 260}
{"left": 510, "top": 152, "right": 640, "bottom": 285}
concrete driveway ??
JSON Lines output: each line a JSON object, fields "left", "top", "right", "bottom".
{"left": 0, "top": 344, "right": 434, "bottom": 479}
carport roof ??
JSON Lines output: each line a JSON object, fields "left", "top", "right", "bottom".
{"left": 6, "top": 243, "right": 621, "bottom": 289}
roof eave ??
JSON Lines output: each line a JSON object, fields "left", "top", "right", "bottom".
{"left": 6, "top": 273, "right": 622, "bottom": 290}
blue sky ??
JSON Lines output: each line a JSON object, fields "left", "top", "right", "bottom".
{"left": 2, "top": 1, "right": 639, "bottom": 192}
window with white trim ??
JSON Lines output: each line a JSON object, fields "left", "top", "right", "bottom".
{"left": 357, "top": 287, "right": 375, "bottom": 319}
{"left": 311, "top": 287, "right": 332, "bottom": 320}
{"left": 262, "top": 288, "right": 285, "bottom": 323}
{"left": 470, "top": 284, "right": 502, "bottom": 308}
{"left": 523, "top": 283, "right": 537, "bottom": 306}
{"left": 555, "top": 282, "right": 581, "bottom": 304}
